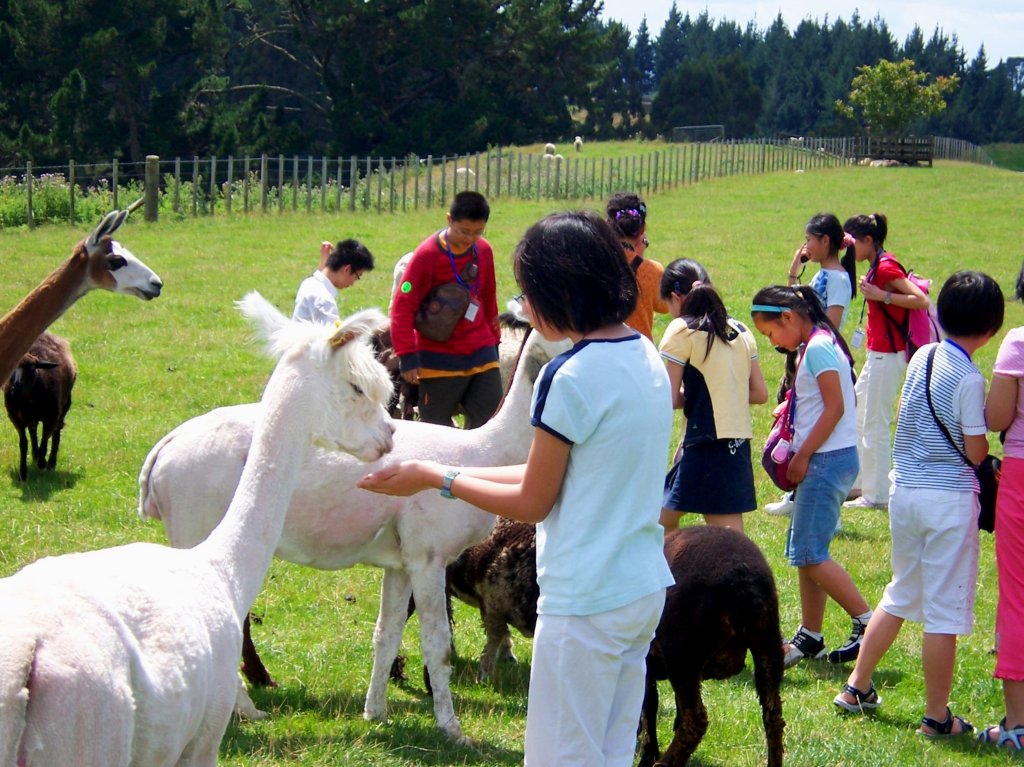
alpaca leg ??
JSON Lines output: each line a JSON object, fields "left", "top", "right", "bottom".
{"left": 233, "top": 674, "right": 269, "bottom": 721}
{"left": 753, "top": 644, "right": 786, "bottom": 767}
{"left": 658, "top": 675, "right": 707, "bottom": 767}
{"left": 479, "top": 611, "right": 514, "bottom": 680}
{"left": 30, "top": 423, "right": 44, "bottom": 469}
{"left": 45, "top": 426, "right": 60, "bottom": 470}
{"left": 16, "top": 427, "right": 28, "bottom": 481}
{"left": 636, "top": 671, "right": 661, "bottom": 767}
{"left": 410, "top": 563, "right": 469, "bottom": 744}
{"left": 233, "top": 614, "right": 272, "bottom": 721}
{"left": 364, "top": 568, "right": 413, "bottom": 723}
{"left": 240, "top": 613, "right": 276, "bottom": 687}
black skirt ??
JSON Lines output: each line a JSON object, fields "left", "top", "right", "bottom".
{"left": 663, "top": 438, "right": 757, "bottom": 515}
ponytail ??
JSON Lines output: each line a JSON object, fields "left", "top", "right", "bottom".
{"left": 681, "top": 284, "right": 735, "bottom": 360}
{"left": 843, "top": 212, "right": 888, "bottom": 248}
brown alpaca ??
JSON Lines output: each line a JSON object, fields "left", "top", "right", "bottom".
{"left": 639, "top": 525, "right": 785, "bottom": 767}
{"left": 3, "top": 332, "right": 77, "bottom": 481}
{"left": 0, "top": 209, "right": 163, "bottom": 385}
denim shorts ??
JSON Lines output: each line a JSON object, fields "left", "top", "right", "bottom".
{"left": 786, "top": 445, "right": 859, "bottom": 567}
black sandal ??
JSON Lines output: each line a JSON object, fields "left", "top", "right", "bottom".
{"left": 918, "top": 707, "right": 975, "bottom": 737}
{"left": 833, "top": 683, "right": 882, "bottom": 713}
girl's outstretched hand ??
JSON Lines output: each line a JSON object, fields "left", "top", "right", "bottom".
{"left": 358, "top": 460, "right": 435, "bottom": 496}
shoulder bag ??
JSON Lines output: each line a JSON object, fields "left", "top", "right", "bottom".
{"left": 923, "top": 345, "right": 1000, "bottom": 532}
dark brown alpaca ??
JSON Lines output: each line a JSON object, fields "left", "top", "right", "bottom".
{"left": 638, "top": 525, "right": 785, "bottom": 767}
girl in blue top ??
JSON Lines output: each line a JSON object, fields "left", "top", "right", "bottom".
{"left": 358, "top": 210, "right": 674, "bottom": 767}
{"left": 751, "top": 285, "right": 873, "bottom": 670}
{"left": 768, "top": 214, "right": 858, "bottom": 516}
{"left": 786, "top": 213, "right": 857, "bottom": 331}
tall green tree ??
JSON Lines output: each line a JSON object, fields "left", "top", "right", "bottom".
{"left": 835, "top": 58, "right": 958, "bottom": 135}
{"left": 651, "top": 54, "right": 761, "bottom": 137}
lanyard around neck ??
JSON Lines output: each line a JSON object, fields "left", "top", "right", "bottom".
{"left": 445, "top": 240, "right": 479, "bottom": 294}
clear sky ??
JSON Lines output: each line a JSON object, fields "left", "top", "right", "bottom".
{"left": 599, "top": 0, "right": 1022, "bottom": 65}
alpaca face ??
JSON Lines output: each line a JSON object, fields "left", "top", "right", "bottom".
{"left": 86, "top": 238, "right": 164, "bottom": 300}
{"left": 314, "top": 330, "right": 395, "bottom": 463}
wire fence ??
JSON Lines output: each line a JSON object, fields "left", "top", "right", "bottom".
{"left": 0, "top": 136, "right": 992, "bottom": 228}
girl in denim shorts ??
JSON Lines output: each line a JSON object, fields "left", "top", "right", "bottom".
{"left": 751, "top": 285, "right": 873, "bottom": 669}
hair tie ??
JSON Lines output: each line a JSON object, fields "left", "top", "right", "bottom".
{"left": 843, "top": 232, "right": 856, "bottom": 249}
{"left": 613, "top": 208, "right": 641, "bottom": 221}
{"left": 691, "top": 280, "right": 704, "bottom": 289}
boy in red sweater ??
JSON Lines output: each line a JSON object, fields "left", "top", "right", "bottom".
{"left": 390, "top": 191, "right": 501, "bottom": 428}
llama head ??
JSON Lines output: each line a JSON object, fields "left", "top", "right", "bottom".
{"left": 238, "top": 292, "right": 395, "bottom": 462}
{"left": 80, "top": 210, "right": 164, "bottom": 301}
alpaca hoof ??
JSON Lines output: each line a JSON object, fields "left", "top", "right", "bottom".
{"left": 235, "top": 703, "right": 269, "bottom": 721}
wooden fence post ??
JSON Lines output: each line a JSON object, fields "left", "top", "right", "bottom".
{"left": 68, "top": 160, "right": 75, "bottom": 224}
{"left": 26, "top": 161, "right": 33, "bottom": 228}
{"left": 144, "top": 155, "right": 159, "bottom": 222}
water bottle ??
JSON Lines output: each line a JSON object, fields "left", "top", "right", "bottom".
{"left": 771, "top": 437, "right": 791, "bottom": 463}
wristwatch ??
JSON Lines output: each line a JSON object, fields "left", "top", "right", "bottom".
{"left": 440, "top": 469, "right": 460, "bottom": 499}
{"left": 884, "top": 291, "right": 893, "bottom": 305}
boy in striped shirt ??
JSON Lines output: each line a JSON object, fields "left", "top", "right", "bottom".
{"left": 834, "top": 271, "right": 1004, "bottom": 736}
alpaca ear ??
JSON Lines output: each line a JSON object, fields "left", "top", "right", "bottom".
{"left": 86, "top": 210, "right": 127, "bottom": 255}
{"left": 328, "top": 325, "right": 357, "bottom": 348}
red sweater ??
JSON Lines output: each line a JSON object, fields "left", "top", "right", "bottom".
{"left": 865, "top": 253, "right": 909, "bottom": 353}
{"left": 390, "top": 232, "right": 501, "bottom": 375}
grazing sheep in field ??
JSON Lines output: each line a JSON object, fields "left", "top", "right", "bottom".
{"left": 3, "top": 331, "right": 77, "bottom": 481}
{"left": 137, "top": 327, "right": 569, "bottom": 743}
{"left": 543, "top": 142, "right": 556, "bottom": 155}
{"left": 0, "top": 295, "right": 393, "bottom": 767}
{"left": 638, "top": 525, "right": 785, "bottom": 767}
{"left": 574, "top": 135, "right": 583, "bottom": 151}
{"left": 446, "top": 518, "right": 538, "bottom": 680}
{"left": 0, "top": 208, "right": 161, "bottom": 386}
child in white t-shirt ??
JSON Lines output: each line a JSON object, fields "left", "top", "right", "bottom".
{"left": 358, "top": 210, "right": 674, "bottom": 767}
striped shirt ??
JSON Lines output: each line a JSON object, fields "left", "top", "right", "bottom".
{"left": 892, "top": 340, "right": 986, "bottom": 491}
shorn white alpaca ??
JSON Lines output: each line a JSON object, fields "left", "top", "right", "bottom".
{"left": 138, "top": 328, "right": 569, "bottom": 744}
{"left": 0, "top": 208, "right": 163, "bottom": 384}
{"left": 0, "top": 294, "right": 394, "bottom": 767}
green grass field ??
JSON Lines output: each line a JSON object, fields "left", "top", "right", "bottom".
{"left": 1, "top": 158, "right": 1023, "bottom": 765}
{"left": 985, "top": 144, "right": 1024, "bottom": 173}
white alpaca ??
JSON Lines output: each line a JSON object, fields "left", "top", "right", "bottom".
{"left": 0, "top": 295, "right": 394, "bottom": 767}
{"left": 137, "top": 328, "right": 569, "bottom": 743}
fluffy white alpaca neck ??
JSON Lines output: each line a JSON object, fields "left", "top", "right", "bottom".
{"left": 199, "top": 349, "right": 315, "bottom": 617}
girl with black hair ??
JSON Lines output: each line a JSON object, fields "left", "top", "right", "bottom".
{"left": 768, "top": 213, "right": 859, "bottom": 516}
{"left": 359, "top": 210, "right": 674, "bottom": 767}
{"left": 787, "top": 212, "right": 858, "bottom": 333}
{"left": 751, "top": 285, "right": 872, "bottom": 669}
{"left": 843, "top": 212, "right": 929, "bottom": 510}
{"left": 606, "top": 192, "right": 668, "bottom": 340}
{"left": 659, "top": 259, "right": 768, "bottom": 534}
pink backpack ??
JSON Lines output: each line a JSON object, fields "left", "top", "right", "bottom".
{"left": 878, "top": 257, "right": 943, "bottom": 361}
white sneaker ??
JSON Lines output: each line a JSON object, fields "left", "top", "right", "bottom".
{"left": 843, "top": 496, "right": 887, "bottom": 510}
{"left": 765, "top": 492, "right": 794, "bottom": 516}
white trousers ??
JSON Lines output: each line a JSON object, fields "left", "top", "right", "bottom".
{"left": 853, "top": 350, "right": 906, "bottom": 503}
{"left": 523, "top": 589, "right": 666, "bottom": 767}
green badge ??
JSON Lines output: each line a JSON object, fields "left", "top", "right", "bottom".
{"left": 401, "top": 281, "right": 412, "bottom": 293}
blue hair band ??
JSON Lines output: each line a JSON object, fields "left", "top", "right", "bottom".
{"left": 751, "top": 304, "right": 785, "bottom": 314}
